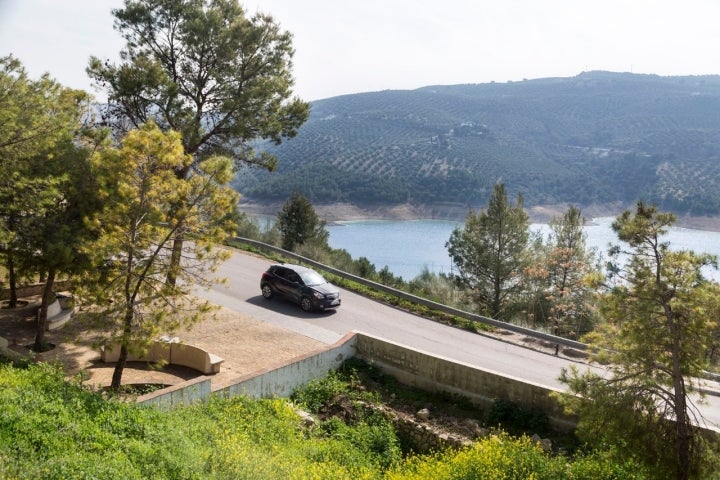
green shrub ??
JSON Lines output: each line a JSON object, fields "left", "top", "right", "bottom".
{"left": 291, "top": 368, "right": 354, "bottom": 412}
{"left": 386, "top": 434, "right": 650, "bottom": 480}
{"left": 488, "top": 398, "right": 550, "bottom": 436}
{"left": 0, "top": 361, "right": 652, "bottom": 479}
{"left": 0, "top": 363, "right": 208, "bottom": 479}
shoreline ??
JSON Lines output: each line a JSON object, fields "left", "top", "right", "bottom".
{"left": 238, "top": 201, "right": 720, "bottom": 232}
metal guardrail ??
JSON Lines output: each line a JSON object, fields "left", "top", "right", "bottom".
{"left": 234, "top": 237, "right": 589, "bottom": 352}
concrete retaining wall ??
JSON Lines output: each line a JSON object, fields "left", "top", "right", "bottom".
{"left": 217, "top": 333, "right": 358, "bottom": 400}
{"left": 136, "top": 331, "right": 575, "bottom": 433}
{"left": 136, "top": 377, "right": 212, "bottom": 409}
{"left": 354, "top": 333, "right": 576, "bottom": 431}
{"left": 136, "top": 333, "right": 357, "bottom": 409}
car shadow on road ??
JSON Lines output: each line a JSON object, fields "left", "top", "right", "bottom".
{"left": 245, "top": 295, "right": 339, "bottom": 319}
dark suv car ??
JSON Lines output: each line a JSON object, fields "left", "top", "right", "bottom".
{"left": 260, "top": 264, "right": 341, "bottom": 312}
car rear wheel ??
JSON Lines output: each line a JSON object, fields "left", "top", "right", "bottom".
{"left": 261, "top": 284, "right": 273, "bottom": 300}
{"left": 300, "top": 296, "right": 313, "bottom": 312}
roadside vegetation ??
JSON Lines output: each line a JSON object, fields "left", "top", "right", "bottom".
{"left": 234, "top": 191, "right": 720, "bottom": 478}
{"left": 0, "top": 360, "right": 654, "bottom": 479}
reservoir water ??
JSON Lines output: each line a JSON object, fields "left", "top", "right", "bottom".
{"left": 326, "top": 217, "right": 720, "bottom": 281}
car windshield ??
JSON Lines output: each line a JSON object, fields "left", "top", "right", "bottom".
{"left": 299, "top": 270, "right": 326, "bottom": 286}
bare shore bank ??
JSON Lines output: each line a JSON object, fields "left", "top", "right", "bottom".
{"left": 239, "top": 201, "right": 720, "bottom": 232}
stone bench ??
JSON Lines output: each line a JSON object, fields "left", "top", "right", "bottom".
{"left": 100, "top": 339, "right": 223, "bottom": 375}
{"left": 43, "top": 295, "right": 74, "bottom": 331}
{"left": 170, "top": 343, "right": 224, "bottom": 374}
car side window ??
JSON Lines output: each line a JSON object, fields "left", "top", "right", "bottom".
{"left": 288, "top": 272, "right": 301, "bottom": 284}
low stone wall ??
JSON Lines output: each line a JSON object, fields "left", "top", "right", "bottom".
{"left": 0, "top": 281, "right": 72, "bottom": 300}
{"left": 0, "top": 337, "right": 28, "bottom": 362}
{"left": 44, "top": 298, "right": 74, "bottom": 331}
{"left": 381, "top": 406, "right": 473, "bottom": 452}
{"left": 100, "top": 341, "right": 172, "bottom": 364}
{"left": 171, "top": 343, "right": 224, "bottom": 374}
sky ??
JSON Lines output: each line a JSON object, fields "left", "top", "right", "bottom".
{"left": 1, "top": 0, "right": 719, "bottom": 102}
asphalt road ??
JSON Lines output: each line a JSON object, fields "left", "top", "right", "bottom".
{"left": 197, "top": 248, "right": 720, "bottom": 432}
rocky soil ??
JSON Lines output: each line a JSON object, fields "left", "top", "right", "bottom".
{"left": 311, "top": 359, "right": 570, "bottom": 454}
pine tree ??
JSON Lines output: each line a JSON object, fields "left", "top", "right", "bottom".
{"left": 559, "top": 202, "right": 720, "bottom": 479}
{"left": 85, "top": 122, "right": 238, "bottom": 390}
{"left": 88, "top": 0, "right": 310, "bottom": 284}
{"left": 277, "top": 193, "right": 328, "bottom": 251}
{"left": 446, "top": 183, "right": 529, "bottom": 319}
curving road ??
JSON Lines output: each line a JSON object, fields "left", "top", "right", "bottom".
{"left": 197, "top": 248, "right": 720, "bottom": 431}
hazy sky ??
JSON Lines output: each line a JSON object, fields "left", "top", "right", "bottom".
{"left": 1, "top": 0, "right": 719, "bottom": 101}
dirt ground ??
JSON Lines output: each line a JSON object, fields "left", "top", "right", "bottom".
{"left": 0, "top": 296, "right": 327, "bottom": 391}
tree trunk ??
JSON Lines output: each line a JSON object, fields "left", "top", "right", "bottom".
{"left": 110, "top": 343, "right": 129, "bottom": 391}
{"left": 666, "top": 302, "right": 691, "bottom": 480}
{"left": 674, "top": 395, "right": 691, "bottom": 480}
{"left": 166, "top": 165, "right": 191, "bottom": 287}
{"left": 7, "top": 254, "right": 18, "bottom": 309}
{"left": 492, "top": 275, "right": 502, "bottom": 320}
{"left": 34, "top": 267, "right": 55, "bottom": 351}
{"left": 111, "top": 306, "right": 135, "bottom": 391}
{"left": 672, "top": 336, "right": 691, "bottom": 480}
{"left": 165, "top": 231, "right": 183, "bottom": 286}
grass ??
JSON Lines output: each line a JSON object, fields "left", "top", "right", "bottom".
{"left": 0, "top": 358, "right": 654, "bottom": 479}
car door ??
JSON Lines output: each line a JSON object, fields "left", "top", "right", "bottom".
{"left": 272, "top": 267, "right": 292, "bottom": 298}
{"left": 283, "top": 270, "right": 304, "bottom": 303}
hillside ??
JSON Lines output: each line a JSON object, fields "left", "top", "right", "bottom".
{"left": 233, "top": 71, "right": 720, "bottom": 215}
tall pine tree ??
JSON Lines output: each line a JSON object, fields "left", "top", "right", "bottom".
{"left": 446, "top": 183, "right": 529, "bottom": 319}
{"left": 559, "top": 202, "right": 720, "bottom": 479}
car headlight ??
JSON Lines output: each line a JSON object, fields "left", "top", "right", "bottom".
{"left": 313, "top": 292, "right": 325, "bottom": 299}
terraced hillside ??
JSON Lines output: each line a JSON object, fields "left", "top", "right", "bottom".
{"left": 233, "top": 71, "right": 720, "bottom": 214}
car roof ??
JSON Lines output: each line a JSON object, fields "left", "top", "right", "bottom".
{"left": 272, "top": 263, "right": 313, "bottom": 273}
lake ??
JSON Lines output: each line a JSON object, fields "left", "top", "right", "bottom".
{"left": 326, "top": 217, "right": 720, "bottom": 281}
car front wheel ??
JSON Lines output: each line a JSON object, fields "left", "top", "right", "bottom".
{"left": 300, "top": 296, "right": 313, "bottom": 312}
{"left": 261, "top": 284, "right": 274, "bottom": 300}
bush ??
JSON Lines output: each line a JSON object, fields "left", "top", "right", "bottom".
{"left": 0, "top": 361, "right": 652, "bottom": 479}
{"left": 386, "top": 434, "right": 650, "bottom": 480}
{"left": 488, "top": 399, "right": 550, "bottom": 436}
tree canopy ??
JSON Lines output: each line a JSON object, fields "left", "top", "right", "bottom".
{"left": 523, "top": 206, "right": 599, "bottom": 337}
{"left": 559, "top": 202, "right": 720, "bottom": 479}
{"left": 0, "top": 55, "right": 100, "bottom": 350}
{"left": 84, "top": 122, "right": 239, "bottom": 390}
{"left": 87, "top": 0, "right": 310, "bottom": 170}
{"left": 276, "top": 192, "right": 328, "bottom": 251}
{"left": 88, "top": 0, "right": 310, "bottom": 286}
{"left": 446, "top": 183, "right": 530, "bottom": 319}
